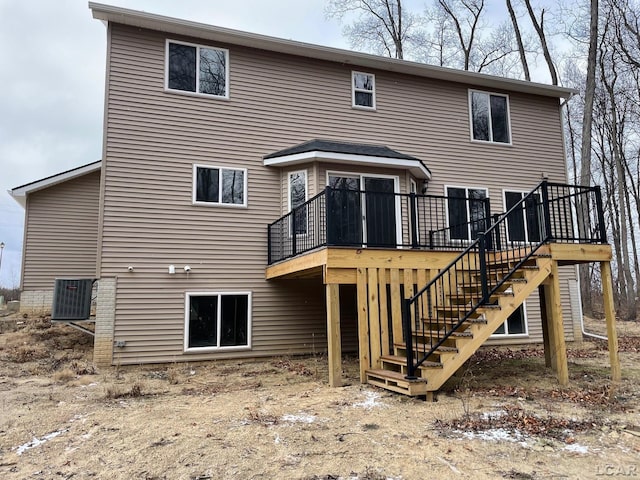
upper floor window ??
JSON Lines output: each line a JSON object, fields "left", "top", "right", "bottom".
{"left": 352, "top": 71, "right": 375, "bottom": 109}
{"left": 469, "top": 90, "right": 510, "bottom": 144}
{"left": 288, "top": 171, "right": 307, "bottom": 235}
{"left": 193, "top": 164, "right": 246, "bottom": 207}
{"left": 504, "top": 190, "right": 542, "bottom": 243}
{"left": 446, "top": 186, "right": 489, "bottom": 241}
{"left": 167, "top": 40, "right": 228, "bottom": 98}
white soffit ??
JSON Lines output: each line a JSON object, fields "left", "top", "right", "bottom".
{"left": 264, "top": 151, "right": 432, "bottom": 180}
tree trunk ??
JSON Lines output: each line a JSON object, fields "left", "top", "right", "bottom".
{"left": 577, "top": 0, "right": 599, "bottom": 316}
{"left": 506, "top": 0, "right": 530, "bottom": 80}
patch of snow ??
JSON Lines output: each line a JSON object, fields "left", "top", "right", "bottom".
{"left": 16, "top": 429, "right": 69, "bottom": 455}
{"left": 461, "top": 428, "right": 528, "bottom": 446}
{"left": 274, "top": 434, "right": 281, "bottom": 444}
{"left": 353, "top": 391, "right": 385, "bottom": 410}
{"left": 481, "top": 410, "right": 507, "bottom": 420}
{"left": 281, "top": 413, "right": 316, "bottom": 424}
{"left": 564, "top": 443, "right": 589, "bottom": 454}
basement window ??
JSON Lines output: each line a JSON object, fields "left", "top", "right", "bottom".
{"left": 492, "top": 304, "right": 528, "bottom": 337}
{"left": 185, "top": 292, "right": 251, "bottom": 351}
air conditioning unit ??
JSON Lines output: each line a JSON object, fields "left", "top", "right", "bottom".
{"left": 52, "top": 278, "right": 95, "bottom": 321}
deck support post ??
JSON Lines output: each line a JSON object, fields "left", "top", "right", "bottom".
{"left": 547, "top": 261, "right": 569, "bottom": 386}
{"left": 326, "top": 283, "right": 342, "bottom": 387}
{"left": 538, "top": 285, "right": 553, "bottom": 369}
{"left": 600, "top": 261, "right": 621, "bottom": 383}
{"left": 356, "top": 268, "right": 370, "bottom": 383}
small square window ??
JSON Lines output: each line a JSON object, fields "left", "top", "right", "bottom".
{"left": 352, "top": 71, "right": 375, "bottom": 109}
{"left": 167, "top": 40, "right": 228, "bottom": 98}
{"left": 185, "top": 292, "right": 251, "bottom": 351}
{"left": 469, "top": 90, "right": 511, "bottom": 144}
{"left": 193, "top": 165, "right": 246, "bottom": 207}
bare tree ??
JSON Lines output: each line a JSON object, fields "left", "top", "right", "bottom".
{"left": 523, "top": 0, "right": 558, "bottom": 85}
{"left": 436, "top": 0, "right": 485, "bottom": 70}
{"left": 506, "top": 0, "right": 531, "bottom": 80}
{"left": 577, "top": 0, "right": 599, "bottom": 314}
{"left": 325, "top": 0, "right": 421, "bottom": 59}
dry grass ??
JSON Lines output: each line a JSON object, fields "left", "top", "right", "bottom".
{"left": 0, "top": 313, "right": 639, "bottom": 480}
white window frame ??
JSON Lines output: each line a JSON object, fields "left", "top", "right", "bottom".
{"left": 192, "top": 164, "right": 248, "bottom": 208}
{"left": 165, "top": 39, "right": 230, "bottom": 99}
{"left": 444, "top": 185, "right": 490, "bottom": 243}
{"left": 352, "top": 71, "right": 376, "bottom": 110}
{"left": 327, "top": 170, "right": 402, "bottom": 247}
{"left": 288, "top": 170, "right": 308, "bottom": 236}
{"left": 502, "top": 189, "right": 543, "bottom": 244}
{"left": 468, "top": 89, "right": 511, "bottom": 145}
{"left": 490, "top": 302, "right": 529, "bottom": 338}
{"left": 184, "top": 291, "right": 252, "bottom": 352}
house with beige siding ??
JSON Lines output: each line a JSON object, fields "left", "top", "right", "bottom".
{"left": 10, "top": 3, "right": 619, "bottom": 396}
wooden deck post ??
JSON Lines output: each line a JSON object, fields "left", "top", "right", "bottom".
{"left": 538, "top": 285, "right": 553, "bottom": 369}
{"left": 548, "top": 261, "right": 569, "bottom": 386}
{"left": 326, "top": 283, "right": 342, "bottom": 387}
{"left": 600, "top": 261, "right": 621, "bottom": 383}
{"left": 356, "top": 268, "right": 370, "bottom": 383}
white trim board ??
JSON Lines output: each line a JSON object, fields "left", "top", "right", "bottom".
{"left": 9, "top": 161, "right": 102, "bottom": 208}
{"left": 265, "top": 151, "right": 431, "bottom": 180}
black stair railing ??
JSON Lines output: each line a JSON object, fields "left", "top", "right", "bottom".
{"left": 402, "top": 181, "right": 607, "bottom": 379}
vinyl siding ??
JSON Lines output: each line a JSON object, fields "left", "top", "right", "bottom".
{"left": 22, "top": 171, "right": 100, "bottom": 291}
{"left": 103, "top": 24, "right": 575, "bottom": 364}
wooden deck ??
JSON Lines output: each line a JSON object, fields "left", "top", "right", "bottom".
{"left": 266, "top": 243, "right": 619, "bottom": 395}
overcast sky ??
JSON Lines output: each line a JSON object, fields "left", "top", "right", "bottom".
{"left": 0, "top": 0, "right": 360, "bottom": 287}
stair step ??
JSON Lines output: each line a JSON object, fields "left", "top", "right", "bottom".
{"left": 447, "top": 291, "right": 513, "bottom": 304}
{"left": 395, "top": 343, "right": 458, "bottom": 353}
{"left": 380, "top": 354, "right": 443, "bottom": 369}
{"left": 365, "top": 369, "right": 429, "bottom": 396}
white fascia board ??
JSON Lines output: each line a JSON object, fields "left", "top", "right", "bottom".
{"left": 9, "top": 161, "right": 102, "bottom": 208}
{"left": 264, "top": 151, "right": 431, "bottom": 180}
{"left": 89, "top": 2, "right": 576, "bottom": 100}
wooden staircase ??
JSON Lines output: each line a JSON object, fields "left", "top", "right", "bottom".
{"left": 365, "top": 255, "right": 553, "bottom": 396}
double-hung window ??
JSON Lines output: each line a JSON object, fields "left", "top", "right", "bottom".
{"left": 185, "top": 292, "right": 251, "bottom": 351}
{"left": 352, "top": 71, "right": 375, "bottom": 109}
{"left": 504, "top": 190, "right": 542, "bottom": 243}
{"left": 446, "top": 186, "right": 489, "bottom": 241}
{"left": 288, "top": 171, "right": 307, "bottom": 235}
{"left": 469, "top": 90, "right": 510, "bottom": 144}
{"left": 193, "top": 165, "right": 247, "bottom": 207}
{"left": 167, "top": 40, "right": 229, "bottom": 98}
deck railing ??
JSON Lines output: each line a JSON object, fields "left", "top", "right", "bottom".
{"left": 402, "top": 181, "right": 607, "bottom": 378}
{"left": 267, "top": 187, "right": 491, "bottom": 264}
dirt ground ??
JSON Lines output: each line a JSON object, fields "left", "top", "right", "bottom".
{"left": 0, "top": 313, "right": 639, "bottom": 480}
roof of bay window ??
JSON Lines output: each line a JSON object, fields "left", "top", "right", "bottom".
{"left": 264, "top": 139, "right": 432, "bottom": 180}
{"left": 90, "top": 2, "right": 576, "bottom": 100}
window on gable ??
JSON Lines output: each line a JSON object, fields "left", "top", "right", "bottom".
{"left": 288, "top": 171, "right": 307, "bottom": 235}
{"left": 446, "top": 186, "right": 489, "bottom": 241}
{"left": 352, "top": 72, "right": 375, "bottom": 109}
{"left": 470, "top": 90, "right": 510, "bottom": 144}
{"left": 185, "top": 292, "right": 251, "bottom": 350}
{"left": 194, "top": 165, "right": 246, "bottom": 207}
{"left": 167, "top": 40, "right": 228, "bottom": 98}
